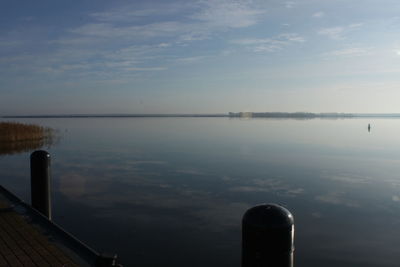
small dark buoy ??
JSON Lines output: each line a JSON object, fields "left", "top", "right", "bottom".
{"left": 242, "top": 203, "right": 294, "bottom": 267}
{"left": 368, "top": 123, "right": 371, "bottom": 132}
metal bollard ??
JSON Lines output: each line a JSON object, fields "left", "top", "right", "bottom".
{"left": 242, "top": 203, "right": 294, "bottom": 267}
{"left": 30, "top": 150, "right": 52, "bottom": 220}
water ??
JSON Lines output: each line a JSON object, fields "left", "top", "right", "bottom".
{"left": 1, "top": 117, "right": 400, "bottom": 266}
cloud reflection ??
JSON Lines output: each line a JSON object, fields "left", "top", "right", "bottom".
{"left": 55, "top": 159, "right": 249, "bottom": 232}
{"left": 176, "top": 169, "right": 205, "bottom": 175}
{"left": 229, "top": 178, "right": 304, "bottom": 197}
{"left": 316, "top": 192, "right": 359, "bottom": 207}
{"left": 59, "top": 173, "right": 88, "bottom": 198}
{"left": 392, "top": 195, "right": 400, "bottom": 202}
{"left": 321, "top": 171, "right": 371, "bottom": 184}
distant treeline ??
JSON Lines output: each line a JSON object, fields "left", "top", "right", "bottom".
{"left": 1, "top": 114, "right": 228, "bottom": 118}
{"left": 228, "top": 112, "right": 356, "bottom": 118}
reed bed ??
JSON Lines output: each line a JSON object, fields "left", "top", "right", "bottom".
{"left": 0, "top": 122, "right": 55, "bottom": 155}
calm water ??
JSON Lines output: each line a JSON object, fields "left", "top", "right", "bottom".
{"left": 1, "top": 117, "right": 400, "bottom": 266}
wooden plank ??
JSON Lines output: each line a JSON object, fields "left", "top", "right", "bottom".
{"left": 0, "top": 199, "right": 80, "bottom": 267}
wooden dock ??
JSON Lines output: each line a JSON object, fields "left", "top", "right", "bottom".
{"left": 0, "top": 196, "right": 79, "bottom": 266}
{"left": 0, "top": 185, "right": 119, "bottom": 267}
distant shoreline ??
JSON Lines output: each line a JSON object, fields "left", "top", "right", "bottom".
{"left": 1, "top": 114, "right": 228, "bottom": 118}
{"left": 2, "top": 112, "right": 400, "bottom": 119}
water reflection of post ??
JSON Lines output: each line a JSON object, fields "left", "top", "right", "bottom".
{"left": 368, "top": 123, "right": 371, "bottom": 132}
{"left": 242, "top": 204, "right": 294, "bottom": 267}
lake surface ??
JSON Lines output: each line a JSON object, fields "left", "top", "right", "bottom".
{"left": 1, "top": 117, "right": 400, "bottom": 266}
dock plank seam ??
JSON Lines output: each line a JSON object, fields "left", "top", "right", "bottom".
{"left": 12, "top": 215, "right": 80, "bottom": 266}
{"left": 0, "top": 213, "right": 46, "bottom": 266}
{"left": 5, "top": 212, "right": 78, "bottom": 266}
{"left": 0, "top": 200, "right": 79, "bottom": 266}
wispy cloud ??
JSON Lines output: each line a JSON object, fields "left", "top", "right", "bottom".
{"left": 70, "top": 22, "right": 187, "bottom": 39}
{"left": 71, "top": 0, "right": 265, "bottom": 43}
{"left": 90, "top": 3, "right": 186, "bottom": 22}
{"left": 175, "top": 56, "right": 207, "bottom": 63}
{"left": 285, "top": 1, "right": 296, "bottom": 8}
{"left": 280, "top": 33, "right": 306, "bottom": 42}
{"left": 190, "top": 0, "right": 265, "bottom": 28}
{"left": 312, "top": 11, "right": 325, "bottom": 18}
{"left": 125, "top": 67, "right": 167, "bottom": 71}
{"left": 0, "top": 39, "right": 24, "bottom": 47}
{"left": 349, "top": 23, "right": 363, "bottom": 28}
{"left": 0, "top": 1, "right": 270, "bottom": 85}
{"left": 318, "top": 27, "right": 344, "bottom": 40}
{"left": 30, "top": 0, "right": 265, "bottom": 82}
{"left": 232, "top": 33, "right": 305, "bottom": 52}
{"left": 318, "top": 23, "right": 363, "bottom": 40}
{"left": 0, "top": 41, "right": 170, "bottom": 83}
{"left": 46, "top": 0, "right": 268, "bottom": 77}
{"left": 323, "top": 47, "right": 372, "bottom": 57}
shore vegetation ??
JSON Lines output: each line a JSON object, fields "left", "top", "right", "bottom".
{"left": 0, "top": 122, "right": 55, "bottom": 155}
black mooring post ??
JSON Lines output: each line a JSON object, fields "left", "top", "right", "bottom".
{"left": 30, "top": 150, "right": 52, "bottom": 220}
{"left": 242, "top": 203, "right": 294, "bottom": 267}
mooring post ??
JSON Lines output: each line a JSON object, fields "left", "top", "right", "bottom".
{"left": 30, "top": 150, "right": 52, "bottom": 220}
{"left": 242, "top": 203, "right": 294, "bottom": 267}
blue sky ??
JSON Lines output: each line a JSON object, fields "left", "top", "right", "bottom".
{"left": 1, "top": 0, "right": 400, "bottom": 114}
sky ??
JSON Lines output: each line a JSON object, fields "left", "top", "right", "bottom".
{"left": 1, "top": 0, "right": 400, "bottom": 115}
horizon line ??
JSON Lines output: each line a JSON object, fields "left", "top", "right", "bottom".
{"left": 3, "top": 112, "right": 400, "bottom": 118}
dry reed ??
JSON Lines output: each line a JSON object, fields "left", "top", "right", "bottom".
{"left": 0, "top": 122, "right": 55, "bottom": 155}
